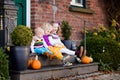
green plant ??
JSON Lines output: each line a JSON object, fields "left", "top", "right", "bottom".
{"left": 99, "top": 59, "right": 112, "bottom": 72}
{"left": 61, "top": 20, "right": 72, "bottom": 40}
{"left": 0, "top": 47, "right": 9, "bottom": 80}
{"left": 80, "top": 36, "right": 120, "bottom": 70}
{"left": 79, "top": 19, "right": 120, "bottom": 71}
{"left": 11, "top": 25, "right": 33, "bottom": 46}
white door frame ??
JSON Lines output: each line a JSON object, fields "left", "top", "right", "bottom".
{"left": 26, "top": 0, "right": 31, "bottom": 27}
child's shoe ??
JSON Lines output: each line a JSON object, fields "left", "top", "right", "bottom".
{"left": 63, "top": 62, "right": 72, "bottom": 67}
{"left": 62, "top": 55, "right": 70, "bottom": 63}
{"left": 75, "top": 57, "right": 81, "bottom": 63}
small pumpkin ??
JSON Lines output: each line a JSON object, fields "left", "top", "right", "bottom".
{"left": 31, "top": 55, "right": 41, "bottom": 70}
{"left": 81, "top": 56, "right": 93, "bottom": 64}
{"left": 89, "top": 56, "right": 93, "bottom": 62}
{"left": 28, "top": 58, "right": 34, "bottom": 68}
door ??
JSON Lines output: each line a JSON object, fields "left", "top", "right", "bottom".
{"left": 14, "top": 0, "right": 26, "bottom": 25}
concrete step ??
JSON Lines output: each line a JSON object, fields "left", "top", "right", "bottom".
{"left": 10, "top": 62, "right": 99, "bottom": 80}
{"left": 60, "top": 72, "right": 120, "bottom": 80}
{"left": 60, "top": 71, "right": 104, "bottom": 80}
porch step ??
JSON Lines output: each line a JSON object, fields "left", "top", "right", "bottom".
{"left": 10, "top": 62, "right": 99, "bottom": 80}
{"left": 60, "top": 71, "right": 104, "bottom": 80}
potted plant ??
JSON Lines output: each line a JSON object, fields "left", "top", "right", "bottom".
{"left": 61, "top": 20, "right": 73, "bottom": 50}
{"left": 9, "top": 25, "right": 33, "bottom": 71}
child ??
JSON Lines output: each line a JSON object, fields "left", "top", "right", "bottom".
{"left": 41, "top": 23, "right": 72, "bottom": 66}
{"left": 50, "top": 22, "right": 85, "bottom": 59}
{"left": 30, "top": 27, "right": 56, "bottom": 61}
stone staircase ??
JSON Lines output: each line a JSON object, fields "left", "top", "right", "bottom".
{"left": 10, "top": 54, "right": 99, "bottom": 80}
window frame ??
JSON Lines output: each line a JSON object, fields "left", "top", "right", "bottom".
{"left": 70, "top": 0, "right": 85, "bottom": 8}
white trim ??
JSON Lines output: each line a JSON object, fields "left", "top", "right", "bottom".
{"left": 70, "top": 0, "right": 83, "bottom": 7}
{"left": 26, "top": 0, "right": 31, "bottom": 27}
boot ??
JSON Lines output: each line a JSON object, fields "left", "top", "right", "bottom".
{"left": 79, "top": 46, "right": 84, "bottom": 57}
{"left": 82, "top": 49, "right": 86, "bottom": 57}
{"left": 75, "top": 46, "right": 84, "bottom": 58}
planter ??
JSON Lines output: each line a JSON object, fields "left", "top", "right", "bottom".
{"left": 9, "top": 46, "right": 30, "bottom": 71}
{"left": 62, "top": 40, "right": 72, "bottom": 50}
{"left": 71, "top": 41, "right": 77, "bottom": 51}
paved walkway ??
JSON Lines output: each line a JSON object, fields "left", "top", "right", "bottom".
{"left": 78, "top": 72, "right": 120, "bottom": 80}
{"left": 56, "top": 71, "right": 120, "bottom": 80}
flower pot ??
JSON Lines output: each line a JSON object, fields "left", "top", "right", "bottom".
{"left": 9, "top": 46, "right": 29, "bottom": 71}
{"left": 71, "top": 41, "right": 77, "bottom": 51}
{"left": 62, "top": 40, "right": 72, "bottom": 50}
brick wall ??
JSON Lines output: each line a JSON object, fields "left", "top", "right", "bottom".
{"left": 31, "top": 0, "right": 107, "bottom": 46}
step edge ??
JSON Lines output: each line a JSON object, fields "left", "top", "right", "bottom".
{"left": 10, "top": 62, "right": 99, "bottom": 74}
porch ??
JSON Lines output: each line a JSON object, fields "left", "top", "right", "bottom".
{"left": 10, "top": 54, "right": 99, "bottom": 80}
{"left": 10, "top": 63, "right": 98, "bottom": 80}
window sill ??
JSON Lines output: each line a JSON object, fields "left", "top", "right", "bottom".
{"left": 69, "top": 6, "right": 94, "bottom": 14}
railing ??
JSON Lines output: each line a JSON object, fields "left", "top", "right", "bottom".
{"left": 0, "top": 7, "right": 3, "bottom": 30}
{"left": 0, "top": 7, "right": 4, "bottom": 48}
{"left": 0, "top": 15, "right": 3, "bottom": 30}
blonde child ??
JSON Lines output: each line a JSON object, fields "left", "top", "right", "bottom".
{"left": 50, "top": 23, "right": 84, "bottom": 59}
{"left": 41, "top": 23, "right": 72, "bottom": 66}
{"left": 30, "top": 27, "right": 56, "bottom": 61}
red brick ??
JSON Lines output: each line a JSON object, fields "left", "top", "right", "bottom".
{"left": 31, "top": 0, "right": 106, "bottom": 44}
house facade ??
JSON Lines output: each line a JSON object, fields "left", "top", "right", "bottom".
{"left": 31, "top": 0, "right": 107, "bottom": 45}
{"left": 0, "top": 0, "right": 106, "bottom": 79}
{"left": 0, "top": 0, "right": 107, "bottom": 48}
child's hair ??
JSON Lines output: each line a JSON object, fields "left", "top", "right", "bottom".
{"left": 34, "top": 27, "right": 44, "bottom": 34}
{"left": 56, "top": 26, "right": 61, "bottom": 34}
{"left": 41, "top": 23, "right": 53, "bottom": 32}
{"left": 52, "top": 23, "right": 59, "bottom": 30}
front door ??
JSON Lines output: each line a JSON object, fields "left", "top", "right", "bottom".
{"left": 14, "top": 0, "right": 26, "bottom": 25}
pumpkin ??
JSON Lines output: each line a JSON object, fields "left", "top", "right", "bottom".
{"left": 28, "top": 58, "right": 33, "bottom": 68}
{"left": 81, "top": 56, "right": 93, "bottom": 64}
{"left": 31, "top": 55, "right": 41, "bottom": 70}
{"left": 89, "top": 57, "right": 93, "bottom": 62}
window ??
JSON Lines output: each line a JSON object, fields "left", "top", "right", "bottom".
{"left": 70, "top": 0, "right": 85, "bottom": 8}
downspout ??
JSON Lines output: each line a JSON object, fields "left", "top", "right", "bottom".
{"left": 52, "top": 0, "right": 57, "bottom": 22}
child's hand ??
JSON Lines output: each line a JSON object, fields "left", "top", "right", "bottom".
{"left": 32, "top": 52, "right": 36, "bottom": 54}
{"left": 54, "top": 44, "right": 65, "bottom": 48}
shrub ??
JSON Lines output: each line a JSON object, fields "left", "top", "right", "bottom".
{"left": 11, "top": 25, "right": 33, "bottom": 46}
{"left": 80, "top": 36, "right": 120, "bottom": 70}
{"left": 0, "top": 47, "right": 9, "bottom": 80}
{"left": 61, "top": 20, "right": 72, "bottom": 40}
{"left": 79, "top": 23, "right": 120, "bottom": 71}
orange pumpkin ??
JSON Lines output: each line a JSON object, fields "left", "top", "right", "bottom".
{"left": 81, "top": 56, "right": 91, "bottom": 64}
{"left": 31, "top": 55, "right": 41, "bottom": 70}
{"left": 28, "top": 59, "right": 33, "bottom": 68}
